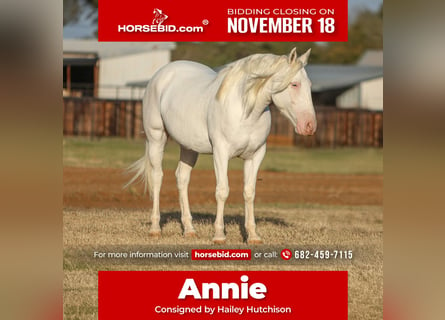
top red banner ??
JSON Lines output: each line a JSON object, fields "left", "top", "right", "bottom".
{"left": 98, "top": 0, "right": 348, "bottom": 42}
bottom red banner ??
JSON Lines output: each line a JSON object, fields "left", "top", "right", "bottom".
{"left": 98, "top": 271, "right": 347, "bottom": 319}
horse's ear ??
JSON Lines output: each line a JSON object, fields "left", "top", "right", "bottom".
{"left": 298, "top": 48, "right": 311, "bottom": 66}
{"left": 288, "top": 47, "right": 297, "bottom": 64}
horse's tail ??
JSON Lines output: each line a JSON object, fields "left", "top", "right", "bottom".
{"left": 123, "top": 144, "right": 153, "bottom": 198}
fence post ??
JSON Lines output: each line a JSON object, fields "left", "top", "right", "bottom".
{"left": 125, "top": 102, "right": 132, "bottom": 139}
{"left": 359, "top": 107, "right": 364, "bottom": 147}
{"left": 114, "top": 101, "right": 120, "bottom": 136}
{"left": 332, "top": 109, "right": 337, "bottom": 149}
{"left": 90, "top": 99, "right": 96, "bottom": 140}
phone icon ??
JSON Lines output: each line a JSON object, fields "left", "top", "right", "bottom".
{"left": 281, "top": 249, "right": 292, "bottom": 260}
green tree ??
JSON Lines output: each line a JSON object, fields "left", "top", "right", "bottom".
{"left": 323, "top": 5, "right": 383, "bottom": 63}
{"left": 63, "top": 0, "right": 81, "bottom": 25}
{"left": 172, "top": 42, "right": 317, "bottom": 68}
{"left": 63, "top": 0, "right": 98, "bottom": 25}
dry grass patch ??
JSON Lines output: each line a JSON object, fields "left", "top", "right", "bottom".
{"left": 64, "top": 205, "right": 382, "bottom": 320}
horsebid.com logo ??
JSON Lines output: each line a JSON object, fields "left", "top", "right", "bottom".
{"left": 152, "top": 8, "right": 168, "bottom": 25}
{"left": 117, "top": 8, "right": 207, "bottom": 33}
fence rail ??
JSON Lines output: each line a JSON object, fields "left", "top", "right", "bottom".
{"left": 63, "top": 97, "right": 383, "bottom": 148}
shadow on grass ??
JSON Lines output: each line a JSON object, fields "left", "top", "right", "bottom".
{"left": 142, "top": 211, "right": 289, "bottom": 242}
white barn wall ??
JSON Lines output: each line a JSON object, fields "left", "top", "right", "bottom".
{"left": 98, "top": 50, "right": 171, "bottom": 99}
{"left": 336, "top": 77, "right": 383, "bottom": 111}
{"left": 336, "top": 86, "right": 360, "bottom": 108}
{"left": 360, "top": 77, "right": 383, "bottom": 111}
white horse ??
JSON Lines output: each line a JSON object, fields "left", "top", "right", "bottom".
{"left": 126, "top": 48, "right": 316, "bottom": 244}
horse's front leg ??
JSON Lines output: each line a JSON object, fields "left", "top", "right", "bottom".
{"left": 212, "top": 149, "right": 230, "bottom": 244}
{"left": 243, "top": 144, "right": 266, "bottom": 244}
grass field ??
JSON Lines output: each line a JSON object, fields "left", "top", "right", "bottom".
{"left": 64, "top": 205, "right": 383, "bottom": 320}
{"left": 63, "top": 137, "right": 383, "bottom": 174}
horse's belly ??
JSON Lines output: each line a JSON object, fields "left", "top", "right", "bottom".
{"left": 162, "top": 108, "right": 213, "bottom": 154}
{"left": 151, "top": 60, "right": 218, "bottom": 154}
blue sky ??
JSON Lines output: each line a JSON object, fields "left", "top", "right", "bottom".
{"left": 63, "top": 0, "right": 383, "bottom": 38}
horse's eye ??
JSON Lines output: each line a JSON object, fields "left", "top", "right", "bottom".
{"left": 291, "top": 82, "right": 300, "bottom": 88}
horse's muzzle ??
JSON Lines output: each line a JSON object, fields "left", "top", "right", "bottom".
{"left": 295, "top": 117, "right": 317, "bottom": 136}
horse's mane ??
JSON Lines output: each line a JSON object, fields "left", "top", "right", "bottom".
{"left": 216, "top": 53, "right": 303, "bottom": 117}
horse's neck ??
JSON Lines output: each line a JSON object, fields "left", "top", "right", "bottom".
{"left": 244, "top": 81, "right": 273, "bottom": 121}
{"left": 213, "top": 70, "right": 272, "bottom": 121}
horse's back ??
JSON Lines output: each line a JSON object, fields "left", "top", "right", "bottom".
{"left": 152, "top": 60, "right": 215, "bottom": 86}
{"left": 145, "top": 60, "right": 217, "bottom": 153}
{"left": 165, "top": 60, "right": 216, "bottom": 77}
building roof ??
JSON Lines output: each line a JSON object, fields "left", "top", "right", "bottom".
{"left": 357, "top": 49, "right": 383, "bottom": 66}
{"left": 306, "top": 65, "right": 383, "bottom": 92}
{"left": 63, "top": 39, "right": 176, "bottom": 58}
{"left": 307, "top": 50, "right": 383, "bottom": 92}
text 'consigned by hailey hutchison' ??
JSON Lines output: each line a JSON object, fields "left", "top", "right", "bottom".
{"left": 154, "top": 305, "right": 292, "bottom": 315}
{"left": 227, "top": 8, "right": 336, "bottom": 34}
{"left": 155, "top": 275, "right": 292, "bottom": 315}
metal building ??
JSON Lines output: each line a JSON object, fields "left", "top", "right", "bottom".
{"left": 63, "top": 39, "right": 176, "bottom": 99}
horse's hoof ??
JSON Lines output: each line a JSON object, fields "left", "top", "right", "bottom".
{"left": 212, "top": 238, "right": 226, "bottom": 244}
{"left": 184, "top": 231, "right": 197, "bottom": 238}
{"left": 149, "top": 230, "right": 161, "bottom": 238}
{"left": 247, "top": 238, "right": 263, "bottom": 245}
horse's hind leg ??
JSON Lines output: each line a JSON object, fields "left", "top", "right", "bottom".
{"left": 146, "top": 128, "right": 167, "bottom": 237}
{"left": 176, "top": 147, "right": 198, "bottom": 237}
{"left": 212, "top": 148, "right": 230, "bottom": 244}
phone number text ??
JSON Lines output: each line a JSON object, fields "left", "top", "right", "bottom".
{"left": 294, "top": 250, "right": 353, "bottom": 260}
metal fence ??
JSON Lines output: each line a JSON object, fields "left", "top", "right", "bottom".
{"left": 63, "top": 97, "right": 383, "bottom": 147}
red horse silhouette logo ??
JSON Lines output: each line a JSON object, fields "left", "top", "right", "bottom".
{"left": 152, "top": 8, "right": 168, "bottom": 25}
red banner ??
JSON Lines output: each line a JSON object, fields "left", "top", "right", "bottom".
{"left": 98, "top": 0, "right": 348, "bottom": 42}
{"left": 98, "top": 271, "right": 348, "bottom": 319}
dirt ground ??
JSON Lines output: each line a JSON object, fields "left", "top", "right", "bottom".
{"left": 64, "top": 167, "right": 382, "bottom": 208}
